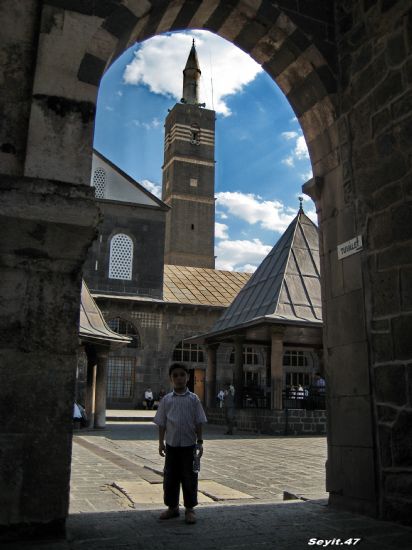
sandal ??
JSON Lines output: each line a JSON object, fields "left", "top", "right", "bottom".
{"left": 185, "top": 509, "right": 196, "bottom": 524}
{"left": 159, "top": 507, "right": 179, "bottom": 520}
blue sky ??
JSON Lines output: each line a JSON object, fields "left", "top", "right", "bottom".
{"left": 94, "top": 30, "right": 314, "bottom": 272}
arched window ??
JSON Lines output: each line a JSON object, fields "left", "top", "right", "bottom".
{"left": 107, "top": 317, "right": 140, "bottom": 348}
{"left": 190, "top": 123, "right": 200, "bottom": 145}
{"left": 93, "top": 167, "right": 106, "bottom": 198}
{"left": 173, "top": 341, "right": 204, "bottom": 363}
{"left": 109, "top": 234, "right": 133, "bottom": 280}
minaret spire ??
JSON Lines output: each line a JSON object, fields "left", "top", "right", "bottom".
{"left": 181, "top": 39, "right": 201, "bottom": 105}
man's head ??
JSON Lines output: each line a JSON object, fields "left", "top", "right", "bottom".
{"left": 169, "top": 363, "right": 190, "bottom": 391}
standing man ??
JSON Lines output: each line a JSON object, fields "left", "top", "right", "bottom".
{"left": 224, "top": 384, "right": 235, "bottom": 435}
{"left": 154, "top": 363, "right": 207, "bottom": 524}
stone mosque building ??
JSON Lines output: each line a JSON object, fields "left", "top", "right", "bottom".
{"left": 83, "top": 42, "right": 322, "bottom": 412}
{"left": 3, "top": 0, "right": 411, "bottom": 533}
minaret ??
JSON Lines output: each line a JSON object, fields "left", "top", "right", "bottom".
{"left": 162, "top": 40, "right": 215, "bottom": 269}
{"left": 182, "top": 39, "right": 201, "bottom": 105}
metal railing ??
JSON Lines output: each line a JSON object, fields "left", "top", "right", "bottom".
{"left": 282, "top": 389, "right": 326, "bottom": 411}
{"left": 238, "top": 388, "right": 326, "bottom": 410}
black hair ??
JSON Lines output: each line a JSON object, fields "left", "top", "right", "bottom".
{"left": 169, "top": 362, "right": 189, "bottom": 376}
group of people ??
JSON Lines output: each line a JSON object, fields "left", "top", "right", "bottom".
{"left": 288, "top": 373, "right": 325, "bottom": 399}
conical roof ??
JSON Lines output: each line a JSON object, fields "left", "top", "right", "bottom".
{"left": 212, "top": 208, "right": 322, "bottom": 335}
{"left": 184, "top": 40, "right": 201, "bottom": 73}
{"left": 79, "top": 280, "right": 131, "bottom": 346}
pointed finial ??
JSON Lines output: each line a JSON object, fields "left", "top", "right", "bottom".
{"left": 298, "top": 196, "right": 304, "bottom": 212}
{"left": 192, "top": 38, "right": 195, "bottom": 47}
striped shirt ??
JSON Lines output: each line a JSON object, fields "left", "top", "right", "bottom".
{"left": 153, "top": 388, "right": 207, "bottom": 447}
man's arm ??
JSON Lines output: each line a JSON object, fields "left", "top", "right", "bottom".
{"left": 159, "top": 425, "right": 166, "bottom": 456}
{"left": 195, "top": 424, "right": 203, "bottom": 458}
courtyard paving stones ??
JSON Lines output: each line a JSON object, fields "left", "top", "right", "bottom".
{"left": 3, "top": 419, "right": 411, "bottom": 549}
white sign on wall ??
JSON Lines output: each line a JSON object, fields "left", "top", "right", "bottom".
{"left": 337, "top": 235, "right": 363, "bottom": 260}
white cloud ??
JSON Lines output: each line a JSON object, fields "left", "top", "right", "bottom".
{"left": 123, "top": 30, "right": 262, "bottom": 116}
{"left": 141, "top": 179, "right": 161, "bottom": 198}
{"left": 116, "top": 90, "right": 123, "bottom": 97}
{"left": 216, "top": 210, "right": 228, "bottom": 220}
{"left": 306, "top": 209, "right": 318, "bottom": 224}
{"left": 215, "top": 222, "right": 229, "bottom": 240}
{"left": 281, "top": 131, "right": 310, "bottom": 168}
{"left": 281, "top": 131, "right": 298, "bottom": 140}
{"left": 216, "top": 191, "right": 296, "bottom": 233}
{"left": 105, "top": 105, "right": 114, "bottom": 111}
{"left": 300, "top": 169, "right": 313, "bottom": 181}
{"left": 131, "top": 117, "right": 161, "bottom": 130}
{"left": 215, "top": 238, "right": 272, "bottom": 272}
{"left": 238, "top": 263, "right": 258, "bottom": 273}
{"left": 295, "top": 135, "right": 309, "bottom": 160}
{"left": 282, "top": 156, "right": 294, "bottom": 167}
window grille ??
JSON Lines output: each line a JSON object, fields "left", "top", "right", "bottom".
{"left": 283, "top": 350, "right": 311, "bottom": 390}
{"left": 229, "top": 346, "right": 259, "bottom": 365}
{"left": 109, "top": 234, "right": 133, "bottom": 280}
{"left": 173, "top": 341, "right": 204, "bottom": 363}
{"left": 93, "top": 167, "right": 106, "bottom": 198}
{"left": 285, "top": 372, "right": 311, "bottom": 387}
{"left": 283, "top": 350, "right": 308, "bottom": 367}
{"left": 131, "top": 311, "right": 162, "bottom": 328}
{"left": 107, "top": 356, "right": 135, "bottom": 400}
{"left": 107, "top": 317, "right": 140, "bottom": 348}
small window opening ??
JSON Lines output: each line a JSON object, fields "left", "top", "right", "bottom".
{"left": 191, "top": 224, "right": 195, "bottom": 230}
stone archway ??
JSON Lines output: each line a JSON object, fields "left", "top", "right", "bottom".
{"left": 1, "top": 0, "right": 411, "bottom": 536}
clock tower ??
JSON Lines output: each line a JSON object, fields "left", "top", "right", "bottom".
{"left": 162, "top": 40, "right": 215, "bottom": 268}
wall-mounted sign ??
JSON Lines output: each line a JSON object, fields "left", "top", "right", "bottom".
{"left": 337, "top": 235, "right": 363, "bottom": 260}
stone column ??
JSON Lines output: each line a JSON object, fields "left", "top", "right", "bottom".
{"left": 205, "top": 343, "right": 218, "bottom": 408}
{"left": 84, "top": 360, "right": 96, "bottom": 428}
{"left": 233, "top": 336, "right": 244, "bottom": 408}
{"left": 0, "top": 176, "right": 99, "bottom": 535}
{"left": 270, "top": 328, "right": 285, "bottom": 410}
{"left": 94, "top": 352, "right": 109, "bottom": 429}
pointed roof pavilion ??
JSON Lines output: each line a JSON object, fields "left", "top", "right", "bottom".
{"left": 189, "top": 202, "right": 322, "bottom": 345}
{"left": 187, "top": 202, "right": 323, "bottom": 410}
{"left": 215, "top": 203, "right": 321, "bottom": 333}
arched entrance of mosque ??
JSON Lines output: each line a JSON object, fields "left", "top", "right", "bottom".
{"left": 1, "top": 0, "right": 411, "bottom": 536}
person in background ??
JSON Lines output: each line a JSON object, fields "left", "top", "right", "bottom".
{"left": 314, "top": 373, "right": 326, "bottom": 393}
{"left": 145, "top": 388, "right": 154, "bottom": 409}
{"left": 224, "top": 384, "right": 235, "bottom": 435}
{"left": 217, "top": 389, "right": 225, "bottom": 408}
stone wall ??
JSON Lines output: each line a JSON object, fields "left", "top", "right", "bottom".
{"left": 94, "top": 296, "right": 223, "bottom": 407}
{"left": 83, "top": 200, "right": 166, "bottom": 297}
{"left": 333, "top": 0, "right": 412, "bottom": 524}
{"left": 206, "top": 407, "right": 327, "bottom": 436}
